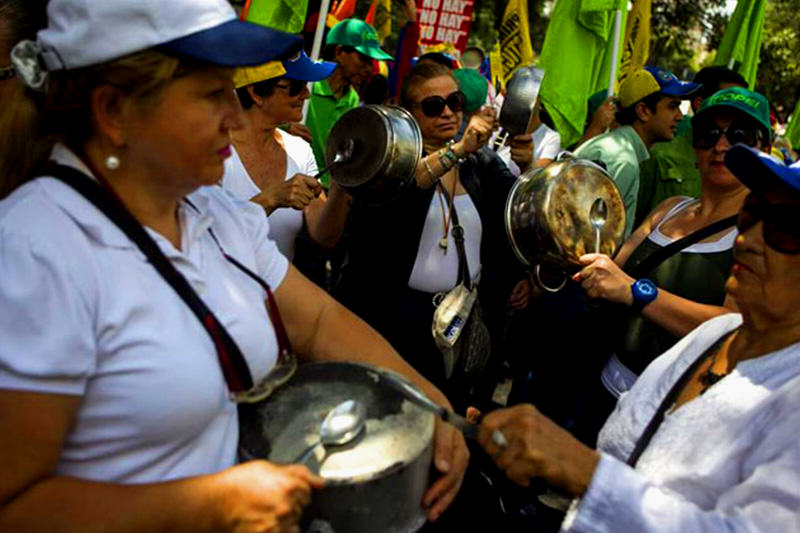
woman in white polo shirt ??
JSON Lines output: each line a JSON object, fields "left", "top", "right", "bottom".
{"left": 0, "top": 1, "right": 467, "bottom": 530}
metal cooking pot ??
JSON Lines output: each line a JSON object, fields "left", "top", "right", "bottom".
{"left": 498, "top": 66, "right": 545, "bottom": 137}
{"left": 505, "top": 154, "right": 626, "bottom": 291}
{"left": 238, "top": 362, "right": 434, "bottom": 533}
{"left": 327, "top": 105, "right": 422, "bottom": 206}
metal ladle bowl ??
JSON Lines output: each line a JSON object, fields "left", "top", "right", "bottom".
{"left": 294, "top": 399, "right": 366, "bottom": 467}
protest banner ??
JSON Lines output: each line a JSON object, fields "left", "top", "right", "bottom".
{"left": 417, "top": 0, "right": 475, "bottom": 54}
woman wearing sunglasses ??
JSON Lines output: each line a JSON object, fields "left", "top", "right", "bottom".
{"left": 224, "top": 51, "right": 351, "bottom": 260}
{"left": 569, "top": 87, "right": 773, "bottom": 442}
{"left": 335, "top": 61, "right": 528, "bottom": 413}
{"left": 476, "top": 143, "right": 800, "bottom": 533}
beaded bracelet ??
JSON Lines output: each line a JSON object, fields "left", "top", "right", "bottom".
{"left": 444, "top": 140, "right": 467, "bottom": 166}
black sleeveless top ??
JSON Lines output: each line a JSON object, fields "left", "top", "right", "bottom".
{"left": 616, "top": 200, "right": 735, "bottom": 374}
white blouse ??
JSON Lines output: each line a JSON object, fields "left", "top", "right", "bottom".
{"left": 408, "top": 191, "right": 482, "bottom": 293}
{"left": 222, "top": 129, "right": 318, "bottom": 260}
{"left": 563, "top": 313, "right": 800, "bottom": 532}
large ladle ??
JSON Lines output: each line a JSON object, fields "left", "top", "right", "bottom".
{"left": 294, "top": 399, "right": 366, "bottom": 467}
{"left": 315, "top": 138, "right": 355, "bottom": 182}
{"left": 589, "top": 198, "right": 608, "bottom": 254}
{"left": 376, "top": 370, "right": 507, "bottom": 448}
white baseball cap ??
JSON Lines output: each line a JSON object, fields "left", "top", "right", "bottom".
{"left": 26, "top": 0, "right": 303, "bottom": 71}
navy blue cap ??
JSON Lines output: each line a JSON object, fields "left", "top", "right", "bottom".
{"left": 283, "top": 51, "right": 337, "bottom": 81}
{"left": 725, "top": 144, "right": 800, "bottom": 195}
{"left": 645, "top": 65, "right": 702, "bottom": 98}
{"left": 161, "top": 20, "right": 303, "bottom": 67}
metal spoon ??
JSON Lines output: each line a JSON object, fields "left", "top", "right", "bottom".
{"left": 294, "top": 399, "right": 366, "bottom": 467}
{"left": 314, "top": 138, "right": 354, "bottom": 181}
{"left": 589, "top": 198, "right": 608, "bottom": 254}
{"left": 376, "top": 370, "right": 507, "bottom": 447}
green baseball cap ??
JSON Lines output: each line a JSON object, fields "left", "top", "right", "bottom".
{"left": 326, "top": 19, "right": 394, "bottom": 61}
{"left": 692, "top": 87, "right": 772, "bottom": 139}
{"left": 453, "top": 68, "right": 488, "bottom": 113}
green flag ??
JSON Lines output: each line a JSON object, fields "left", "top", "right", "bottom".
{"left": 713, "top": 0, "right": 767, "bottom": 89}
{"left": 243, "top": 0, "right": 309, "bottom": 34}
{"left": 538, "top": 0, "right": 627, "bottom": 148}
{"left": 786, "top": 99, "right": 800, "bottom": 151}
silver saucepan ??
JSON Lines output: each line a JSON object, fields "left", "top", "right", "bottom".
{"left": 238, "top": 362, "right": 434, "bottom": 533}
{"left": 505, "top": 154, "right": 626, "bottom": 291}
{"left": 326, "top": 105, "right": 422, "bottom": 206}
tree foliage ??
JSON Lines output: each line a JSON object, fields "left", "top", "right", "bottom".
{"left": 754, "top": 0, "right": 800, "bottom": 116}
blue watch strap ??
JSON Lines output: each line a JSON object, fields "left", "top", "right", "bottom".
{"left": 631, "top": 278, "right": 658, "bottom": 312}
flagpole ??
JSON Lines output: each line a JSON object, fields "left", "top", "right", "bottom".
{"left": 311, "top": 0, "right": 332, "bottom": 61}
{"left": 606, "top": 9, "right": 623, "bottom": 97}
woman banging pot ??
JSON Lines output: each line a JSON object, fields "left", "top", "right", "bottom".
{"left": 333, "top": 61, "right": 530, "bottom": 412}
{"left": 223, "top": 51, "right": 351, "bottom": 261}
{"left": 477, "top": 144, "right": 800, "bottom": 532}
{"left": 0, "top": 1, "right": 467, "bottom": 530}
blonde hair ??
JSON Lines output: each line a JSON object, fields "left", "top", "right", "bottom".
{"left": 1, "top": 49, "right": 211, "bottom": 196}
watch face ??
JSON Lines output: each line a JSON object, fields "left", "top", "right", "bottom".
{"left": 637, "top": 279, "right": 658, "bottom": 297}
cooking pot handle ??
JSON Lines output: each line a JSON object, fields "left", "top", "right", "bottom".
{"left": 535, "top": 264, "right": 567, "bottom": 293}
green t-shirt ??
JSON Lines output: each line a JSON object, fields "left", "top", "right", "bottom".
{"left": 573, "top": 125, "right": 650, "bottom": 237}
{"left": 306, "top": 79, "right": 360, "bottom": 187}
{"left": 635, "top": 121, "right": 700, "bottom": 227}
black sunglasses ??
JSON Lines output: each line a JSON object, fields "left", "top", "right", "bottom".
{"left": 412, "top": 91, "right": 466, "bottom": 117}
{"left": 273, "top": 78, "right": 307, "bottom": 97}
{"left": 738, "top": 193, "right": 800, "bottom": 254}
{"left": 693, "top": 120, "right": 761, "bottom": 150}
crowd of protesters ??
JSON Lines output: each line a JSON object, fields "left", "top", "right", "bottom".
{"left": 1, "top": 1, "right": 800, "bottom": 532}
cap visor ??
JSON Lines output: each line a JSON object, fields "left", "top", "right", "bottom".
{"left": 724, "top": 144, "right": 792, "bottom": 193}
{"left": 355, "top": 44, "right": 394, "bottom": 61}
{"left": 161, "top": 20, "right": 303, "bottom": 67}
{"left": 661, "top": 81, "right": 702, "bottom": 98}
{"left": 284, "top": 55, "right": 337, "bottom": 81}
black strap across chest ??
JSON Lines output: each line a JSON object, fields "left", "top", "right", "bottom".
{"left": 47, "top": 163, "right": 262, "bottom": 393}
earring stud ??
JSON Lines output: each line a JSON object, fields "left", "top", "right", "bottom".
{"left": 105, "top": 155, "right": 120, "bottom": 170}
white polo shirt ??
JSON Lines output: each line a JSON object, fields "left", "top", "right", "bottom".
{"left": 0, "top": 144, "right": 289, "bottom": 483}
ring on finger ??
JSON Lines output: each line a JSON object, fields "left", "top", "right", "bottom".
{"left": 491, "top": 429, "right": 508, "bottom": 449}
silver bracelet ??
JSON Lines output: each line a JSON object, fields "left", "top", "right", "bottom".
{"left": 423, "top": 155, "right": 438, "bottom": 185}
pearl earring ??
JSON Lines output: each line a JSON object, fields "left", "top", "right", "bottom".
{"left": 105, "top": 155, "right": 120, "bottom": 170}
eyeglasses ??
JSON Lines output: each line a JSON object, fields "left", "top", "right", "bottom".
{"left": 693, "top": 120, "right": 761, "bottom": 149}
{"left": 0, "top": 65, "right": 16, "bottom": 82}
{"left": 737, "top": 193, "right": 800, "bottom": 254}
{"left": 411, "top": 91, "right": 466, "bottom": 117}
{"left": 273, "top": 78, "right": 307, "bottom": 97}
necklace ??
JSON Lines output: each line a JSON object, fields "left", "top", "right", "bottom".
{"left": 435, "top": 174, "right": 458, "bottom": 254}
{"left": 698, "top": 330, "right": 736, "bottom": 394}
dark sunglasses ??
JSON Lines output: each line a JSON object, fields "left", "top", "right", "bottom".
{"left": 412, "top": 91, "right": 466, "bottom": 117}
{"left": 273, "top": 78, "right": 307, "bottom": 97}
{"left": 0, "top": 65, "right": 16, "bottom": 82}
{"left": 693, "top": 120, "right": 761, "bottom": 149}
{"left": 738, "top": 193, "right": 800, "bottom": 254}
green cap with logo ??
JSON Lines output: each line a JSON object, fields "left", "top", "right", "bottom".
{"left": 326, "top": 19, "right": 394, "bottom": 61}
{"left": 692, "top": 87, "right": 772, "bottom": 139}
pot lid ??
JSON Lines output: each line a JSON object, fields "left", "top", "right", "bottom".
{"left": 238, "top": 362, "right": 434, "bottom": 483}
{"left": 326, "top": 106, "right": 392, "bottom": 188}
{"left": 499, "top": 66, "right": 545, "bottom": 136}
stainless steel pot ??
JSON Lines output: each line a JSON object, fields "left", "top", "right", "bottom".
{"left": 505, "top": 155, "right": 626, "bottom": 290}
{"left": 238, "top": 362, "right": 434, "bottom": 533}
{"left": 498, "top": 66, "right": 545, "bottom": 136}
{"left": 327, "top": 105, "right": 422, "bottom": 206}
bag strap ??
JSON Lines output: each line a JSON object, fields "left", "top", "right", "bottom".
{"left": 628, "top": 215, "right": 737, "bottom": 279}
{"left": 625, "top": 331, "right": 733, "bottom": 466}
{"left": 46, "top": 164, "right": 255, "bottom": 393}
{"left": 438, "top": 182, "right": 473, "bottom": 290}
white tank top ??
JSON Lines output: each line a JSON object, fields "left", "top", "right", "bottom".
{"left": 408, "top": 192, "right": 482, "bottom": 293}
{"left": 648, "top": 197, "right": 738, "bottom": 253}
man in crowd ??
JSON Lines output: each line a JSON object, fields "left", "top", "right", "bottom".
{"left": 573, "top": 66, "right": 700, "bottom": 236}
{"left": 635, "top": 66, "right": 748, "bottom": 225}
{"left": 307, "top": 18, "right": 393, "bottom": 184}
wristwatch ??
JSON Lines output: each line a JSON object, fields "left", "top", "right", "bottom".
{"left": 630, "top": 278, "right": 658, "bottom": 312}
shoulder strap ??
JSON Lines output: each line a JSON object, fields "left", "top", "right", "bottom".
{"left": 626, "top": 332, "right": 733, "bottom": 466}
{"left": 46, "top": 164, "right": 254, "bottom": 393}
{"left": 628, "top": 215, "right": 737, "bottom": 279}
{"left": 438, "top": 183, "right": 472, "bottom": 290}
